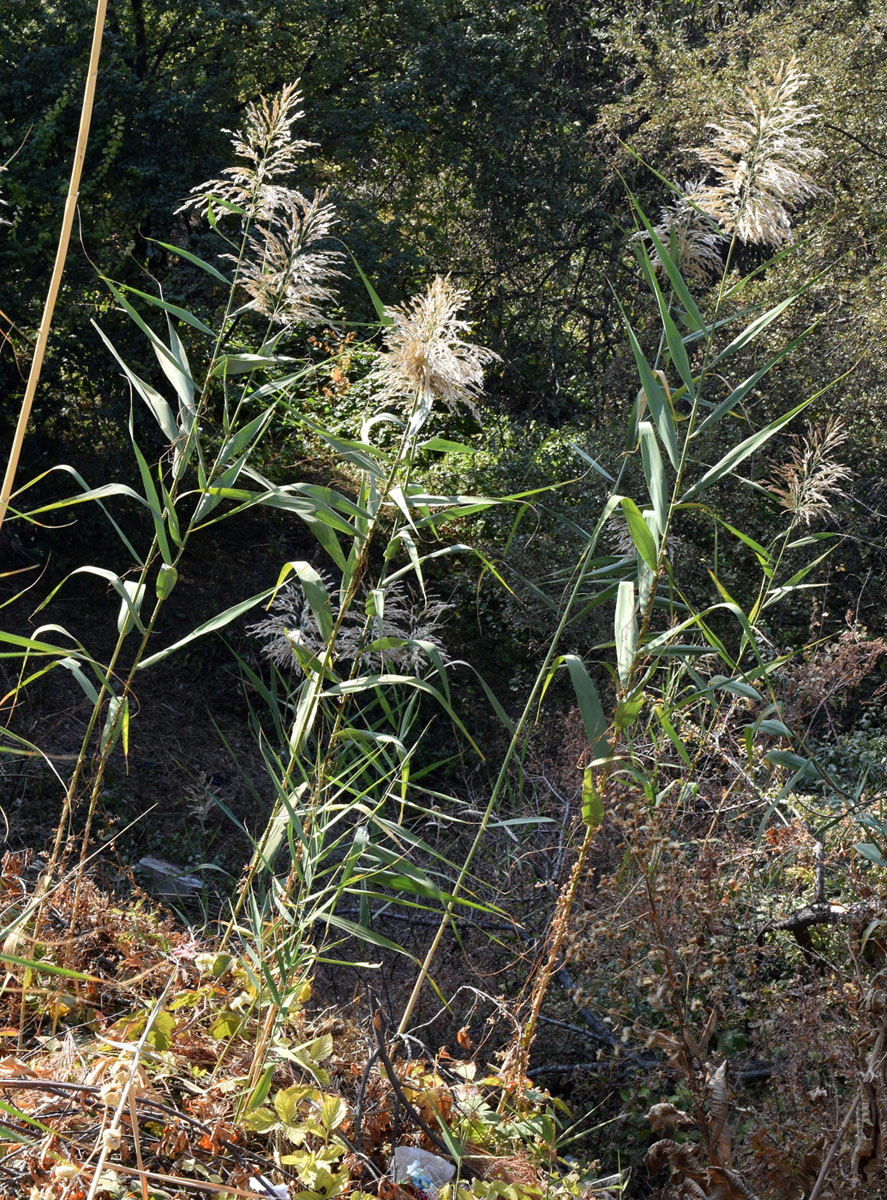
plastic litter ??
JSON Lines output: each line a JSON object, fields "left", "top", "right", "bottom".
{"left": 249, "top": 1176, "right": 289, "bottom": 1199}
{"left": 391, "top": 1146, "right": 455, "bottom": 1200}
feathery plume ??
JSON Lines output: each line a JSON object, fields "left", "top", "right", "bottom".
{"left": 694, "top": 58, "right": 825, "bottom": 247}
{"left": 236, "top": 192, "right": 344, "bottom": 327}
{"left": 767, "top": 417, "right": 851, "bottom": 525}
{"left": 248, "top": 574, "right": 451, "bottom": 675}
{"left": 639, "top": 180, "right": 727, "bottom": 284}
{"left": 370, "top": 276, "right": 499, "bottom": 417}
{"left": 177, "top": 82, "right": 312, "bottom": 222}
{"left": 178, "top": 82, "right": 344, "bottom": 326}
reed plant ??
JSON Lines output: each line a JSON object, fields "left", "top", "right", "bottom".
{"left": 0, "top": 63, "right": 847, "bottom": 1146}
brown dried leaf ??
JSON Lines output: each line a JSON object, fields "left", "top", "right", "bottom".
{"left": 646, "top": 1102, "right": 694, "bottom": 1132}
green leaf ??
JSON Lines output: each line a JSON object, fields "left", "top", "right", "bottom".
{"left": 855, "top": 842, "right": 887, "bottom": 867}
{"left": 156, "top": 564, "right": 178, "bottom": 600}
{"left": 617, "top": 305, "right": 679, "bottom": 467}
{"left": 137, "top": 584, "right": 279, "bottom": 668}
{"left": 348, "top": 253, "right": 393, "bottom": 325}
{"left": 695, "top": 327, "right": 813, "bottom": 436}
{"left": 682, "top": 396, "right": 817, "bottom": 501}
{"left": 639, "top": 422, "right": 667, "bottom": 536}
{"left": 244, "top": 1107, "right": 278, "bottom": 1133}
{"left": 210, "top": 1010, "right": 244, "bottom": 1039}
{"left": 93, "top": 323, "right": 177, "bottom": 442}
{"left": 100, "top": 695, "right": 128, "bottom": 757}
{"left": 273, "top": 562, "right": 333, "bottom": 642}
{"left": 629, "top": 193, "right": 705, "bottom": 333}
{"left": 148, "top": 238, "right": 231, "bottom": 284}
{"left": 420, "top": 437, "right": 476, "bottom": 454}
{"left": 145, "top": 1010, "right": 175, "bottom": 1052}
{"left": 275, "top": 1086, "right": 307, "bottom": 1126}
{"left": 117, "top": 580, "right": 147, "bottom": 638}
{"left": 620, "top": 498, "right": 658, "bottom": 569}
{"left": 614, "top": 692, "right": 645, "bottom": 729}
{"left": 615, "top": 581, "right": 637, "bottom": 689}
{"left": 581, "top": 767, "right": 604, "bottom": 829}
{"left": 562, "top": 655, "right": 607, "bottom": 758}
{"left": 320, "top": 1095, "right": 347, "bottom": 1132}
{"left": 709, "top": 291, "right": 808, "bottom": 369}
{"left": 116, "top": 282, "right": 215, "bottom": 336}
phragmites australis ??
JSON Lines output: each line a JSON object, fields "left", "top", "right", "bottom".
{"left": 639, "top": 179, "right": 727, "bottom": 284}
{"left": 694, "top": 57, "right": 825, "bottom": 247}
{"left": 370, "top": 275, "right": 500, "bottom": 419}
{"left": 177, "top": 82, "right": 313, "bottom": 222}
{"left": 767, "top": 417, "right": 851, "bottom": 526}
{"left": 178, "top": 82, "right": 343, "bottom": 327}
{"left": 248, "top": 574, "right": 451, "bottom": 675}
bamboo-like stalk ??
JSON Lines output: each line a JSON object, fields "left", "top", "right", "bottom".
{"left": 0, "top": 0, "right": 108, "bottom": 535}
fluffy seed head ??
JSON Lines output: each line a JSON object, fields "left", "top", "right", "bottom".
{"left": 249, "top": 574, "right": 451, "bottom": 675}
{"left": 237, "top": 192, "right": 344, "bottom": 327}
{"left": 767, "top": 417, "right": 851, "bottom": 525}
{"left": 371, "top": 276, "right": 499, "bottom": 416}
{"left": 177, "top": 82, "right": 312, "bottom": 222}
{"left": 641, "top": 180, "right": 727, "bottom": 284}
{"left": 694, "top": 58, "right": 825, "bottom": 246}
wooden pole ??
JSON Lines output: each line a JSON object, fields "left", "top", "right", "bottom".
{"left": 0, "top": 0, "right": 108, "bottom": 535}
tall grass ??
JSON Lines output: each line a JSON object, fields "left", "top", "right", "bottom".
{"left": 0, "top": 67, "right": 843, "bottom": 1125}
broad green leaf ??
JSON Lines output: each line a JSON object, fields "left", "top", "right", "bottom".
{"left": 639, "top": 422, "right": 667, "bottom": 536}
{"left": 855, "top": 843, "right": 887, "bottom": 867}
{"left": 57, "top": 657, "right": 100, "bottom": 704}
{"left": 244, "top": 1107, "right": 278, "bottom": 1134}
{"left": 581, "top": 767, "right": 604, "bottom": 829}
{"left": 569, "top": 441, "right": 615, "bottom": 483}
{"left": 620, "top": 498, "right": 658, "bottom": 569}
{"left": 348, "top": 252, "right": 394, "bottom": 325}
{"left": 217, "top": 409, "right": 275, "bottom": 470}
{"left": 273, "top": 561, "right": 332, "bottom": 642}
{"left": 709, "top": 289, "right": 810, "bottom": 369}
{"left": 148, "top": 238, "right": 230, "bottom": 284}
{"left": 614, "top": 692, "right": 645, "bottom": 728}
{"left": 695, "top": 327, "right": 812, "bottom": 436}
{"left": 562, "top": 654, "right": 607, "bottom": 758}
{"left": 137, "top": 584, "right": 279, "bottom": 668}
{"left": 211, "top": 1010, "right": 244, "bottom": 1039}
{"left": 617, "top": 305, "right": 679, "bottom": 468}
{"left": 756, "top": 719, "right": 792, "bottom": 737}
{"left": 128, "top": 410, "right": 173, "bottom": 564}
{"left": 115, "top": 282, "right": 215, "bottom": 336}
{"left": 117, "top": 580, "right": 146, "bottom": 638}
{"left": 145, "top": 1010, "right": 175, "bottom": 1051}
{"left": 655, "top": 705, "right": 692, "bottom": 767}
{"left": 709, "top": 675, "right": 762, "bottom": 702}
{"left": 420, "top": 437, "right": 476, "bottom": 454}
{"left": 156, "top": 564, "right": 178, "bottom": 600}
{"left": 632, "top": 238, "right": 696, "bottom": 390}
{"left": 93, "top": 322, "right": 177, "bottom": 442}
{"left": 615, "top": 580, "right": 637, "bottom": 688}
{"left": 629, "top": 193, "right": 705, "bottom": 333}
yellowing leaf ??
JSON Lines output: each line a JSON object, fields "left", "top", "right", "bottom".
{"left": 243, "top": 1107, "right": 278, "bottom": 1133}
{"left": 210, "top": 1009, "right": 244, "bottom": 1040}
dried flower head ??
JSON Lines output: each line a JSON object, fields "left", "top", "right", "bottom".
{"left": 178, "top": 82, "right": 312, "bottom": 222}
{"left": 767, "top": 417, "right": 851, "bottom": 525}
{"left": 694, "top": 58, "right": 825, "bottom": 247}
{"left": 370, "top": 276, "right": 499, "bottom": 417}
{"left": 248, "top": 574, "right": 451, "bottom": 676}
{"left": 178, "top": 82, "right": 344, "bottom": 326}
{"left": 639, "top": 179, "right": 727, "bottom": 284}
{"left": 236, "top": 192, "right": 344, "bottom": 327}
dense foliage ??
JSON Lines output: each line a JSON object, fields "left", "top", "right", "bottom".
{"left": 2, "top": 3, "right": 887, "bottom": 1199}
